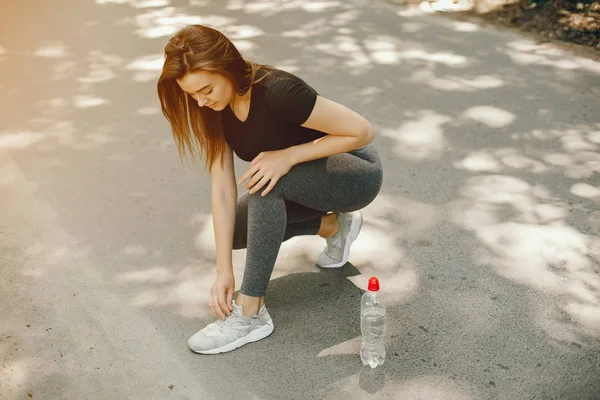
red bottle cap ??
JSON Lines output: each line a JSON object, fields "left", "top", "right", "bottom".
{"left": 368, "top": 276, "right": 380, "bottom": 291}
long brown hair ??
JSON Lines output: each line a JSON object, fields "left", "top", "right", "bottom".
{"left": 157, "top": 25, "right": 269, "bottom": 170}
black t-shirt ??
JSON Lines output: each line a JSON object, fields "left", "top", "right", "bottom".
{"left": 222, "top": 68, "right": 326, "bottom": 162}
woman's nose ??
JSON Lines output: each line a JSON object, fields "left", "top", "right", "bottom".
{"left": 197, "top": 97, "right": 208, "bottom": 107}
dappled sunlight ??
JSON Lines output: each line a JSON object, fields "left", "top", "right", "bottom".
{"left": 135, "top": 106, "right": 160, "bottom": 115}
{"left": 114, "top": 223, "right": 226, "bottom": 321}
{"left": 348, "top": 194, "right": 440, "bottom": 304}
{"left": 272, "top": 60, "right": 301, "bottom": 73}
{"left": 356, "top": 86, "right": 384, "bottom": 105}
{"left": 510, "top": 125, "right": 600, "bottom": 179}
{"left": 450, "top": 175, "right": 600, "bottom": 341}
{"left": 505, "top": 50, "right": 583, "bottom": 71}
{"left": 33, "top": 43, "right": 70, "bottom": 58}
{"left": 360, "top": 193, "right": 441, "bottom": 239}
{"left": 379, "top": 110, "right": 450, "bottom": 161}
{"left": 133, "top": 0, "right": 170, "bottom": 7}
{"left": 410, "top": 70, "right": 504, "bottom": 92}
{"left": 125, "top": 53, "right": 164, "bottom": 82}
{"left": 132, "top": 7, "right": 234, "bottom": 38}
{"left": 400, "top": 21, "right": 428, "bottom": 33}
{"left": 302, "top": 1, "right": 343, "bottom": 12}
{"left": 125, "top": 54, "right": 163, "bottom": 70}
{"left": 364, "top": 35, "right": 403, "bottom": 65}
{"left": 570, "top": 183, "right": 600, "bottom": 199}
{"left": 0, "top": 132, "right": 45, "bottom": 150}
{"left": 397, "top": 49, "right": 469, "bottom": 67}
{"left": 96, "top": 0, "right": 170, "bottom": 7}
{"left": 451, "top": 176, "right": 568, "bottom": 228}
{"left": 226, "top": 0, "right": 344, "bottom": 15}
{"left": 317, "top": 336, "right": 361, "bottom": 357}
{"left": 282, "top": 18, "right": 332, "bottom": 38}
{"left": 0, "top": 120, "right": 121, "bottom": 152}
{"left": 225, "top": 24, "right": 264, "bottom": 39}
{"left": 73, "top": 95, "right": 110, "bottom": 108}
{"left": 346, "top": 262, "right": 419, "bottom": 307}
{"left": 589, "top": 130, "right": 600, "bottom": 144}
{"left": 461, "top": 106, "right": 516, "bottom": 128}
{"left": 50, "top": 60, "right": 78, "bottom": 81}
{"left": 455, "top": 148, "right": 547, "bottom": 173}
{"left": 114, "top": 261, "right": 217, "bottom": 319}
{"left": 20, "top": 243, "right": 79, "bottom": 278}
{"left": 560, "top": 131, "right": 597, "bottom": 152}
{"left": 503, "top": 39, "right": 600, "bottom": 75}
{"left": 331, "top": 8, "right": 361, "bottom": 26}
{"left": 128, "top": 7, "right": 261, "bottom": 54}
{"left": 476, "top": 223, "right": 590, "bottom": 292}
{"left": 315, "top": 36, "right": 471, "bottom": 72}
{"left": 316, "top": 35, "right": 373, "bottom": 74}
{"left": 564, "top": 303, "right": 600, "bottom": 336}
{"left": 345, "top": 221, "right": 419, "bottom": 306}
{"left": 396, "top": 3, "right": 437, "bottom": 16}
{"left": 318, "top": 372, "right": 476, "bottom": 399}
{"left": 78, "top": 51, "right": 122, "bottom": 84}
{"left": 450, "top": 21, "right": 479, "bottom": 32}
{"left": 47, "top": 97, "right": 69, "bottom": 108}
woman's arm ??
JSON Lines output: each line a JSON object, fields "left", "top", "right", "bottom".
{"left": 286, "top": 95, "right": 375, "bottom": 165}
{"left": 238, "top": 95, "right": 375, "bottom": 196}
{"left": 210, "top": 143, "right": 237, "bottom": 276}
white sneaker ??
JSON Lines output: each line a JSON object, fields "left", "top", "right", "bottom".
{"left": 188, "top": 300, "right": 274, "bottom": 354}
{"left": 316, "top": 211, "right": 363, "bottom": 268}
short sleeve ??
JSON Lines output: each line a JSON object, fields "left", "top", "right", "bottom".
{"left": 265, "top": 71, "right": 318, "bottom": 125}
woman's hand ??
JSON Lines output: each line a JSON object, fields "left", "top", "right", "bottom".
{"left": 238, "top": 150, "right": 294, "bottom": 196}
{"left": 209, "top": 272, "right": 235, "bottom": 320}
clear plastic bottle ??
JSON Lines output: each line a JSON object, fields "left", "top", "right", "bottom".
{"left": 360, "top": 276, "right": 386, "bottom": 368}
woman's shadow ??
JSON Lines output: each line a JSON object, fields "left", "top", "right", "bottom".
{"left": 193, "top": 262, "right": 387, "bottom": 399}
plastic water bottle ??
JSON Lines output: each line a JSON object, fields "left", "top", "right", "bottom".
{"left": 360, "top": 276, "right": 386, "bottom": 368}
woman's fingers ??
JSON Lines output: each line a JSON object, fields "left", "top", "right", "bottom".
{"left": 246, "top": 170, "right": 263, "bottom": 190}
{"left": 217, "top": 290, "right": 230, "bottom": 318}
{"left": 211, "top": 288, "right": 226, "bottom": 320}
{"left": 238, "top": 165, "right": 256, "bottom": 185}
{"left": 260, "top": 175, "right": 279, "bottom": 197}
{"left": 249, "top": 175, "right": 270, "bottom": 195}
{"left": 226, "top": 288, "right": 233, "bottom": 311}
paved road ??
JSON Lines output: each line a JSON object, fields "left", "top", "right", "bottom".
{"left": 1, "top": 0, "right": 599, "bottom": 399}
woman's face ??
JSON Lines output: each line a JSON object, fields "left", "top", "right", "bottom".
{"left": 176, "top": 70, "right": 235, "bottom": 111}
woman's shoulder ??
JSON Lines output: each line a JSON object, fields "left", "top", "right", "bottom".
{"left": 256, "top": 66, "right": 318, "bottom": 124}
{"left": 257, "top": 67, "right": 317, "bottom": 93}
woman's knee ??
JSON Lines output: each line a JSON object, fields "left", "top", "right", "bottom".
{"left": 248, "top": 184, "right": 282, "bottom": 206}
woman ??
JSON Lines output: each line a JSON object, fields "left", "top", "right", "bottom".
{"left": 157, "top": 25, "right": 383, "bottom": 355}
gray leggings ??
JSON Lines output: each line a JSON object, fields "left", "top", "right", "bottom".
{"left": 233, "top": 143, "right": 383, "bottom": 297}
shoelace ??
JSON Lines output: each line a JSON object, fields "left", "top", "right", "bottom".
{"left": 214, "top": 314, "right": 236, "bottom": 330}
{"left": 215, "top": 312, "right": 257, "bottom": 332}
